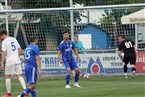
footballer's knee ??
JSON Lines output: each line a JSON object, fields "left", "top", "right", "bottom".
{"left": 29, "top": 83, "right": 36, "bottom": 90}
{"left": 75, "top": 68, "right": 80, "bottom": 74}
{"left": 16, "top": 74, "right": 22, "bottom": 78}
{"left": 5, "top": 75, "right": 11, "bottom": 79}
{"left": 67, "top": 69, "right": 72, "bottom": 74}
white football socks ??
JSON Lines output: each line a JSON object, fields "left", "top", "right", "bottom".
{"left": 6, "top": 79, "right": 11, "bottom": 93}
{"left": 18, "top": 76, "right": 26, "bottom": 89}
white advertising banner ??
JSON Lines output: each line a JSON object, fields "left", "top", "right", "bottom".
{"left": 21, "top": 53, "right": 127, "bottom": 74}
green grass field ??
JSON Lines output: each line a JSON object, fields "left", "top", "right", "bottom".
{"left": 0, "top": 75, "right": 145, "bottom": 97}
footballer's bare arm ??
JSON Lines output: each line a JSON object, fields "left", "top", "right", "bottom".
{"left": 58, "top": 51, "right": 63, "bottom": 64}
{"left": 1, "top": 51, "right": 6, "bottom": 70}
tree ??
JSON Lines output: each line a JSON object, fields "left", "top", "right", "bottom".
{"left": 100, "top": 0, "right": 143, "bottom": 25}
{"left": 106, "top": 0, "right": 144, "bottom": 5}
{"left": 100, "top": 8, "right": 142, "bottom": 25}
{"left": 74, "top": 0, "right": 144, "bottom": 6}
{"left": 14, "top": 0, "right": 82, "bottom": 23}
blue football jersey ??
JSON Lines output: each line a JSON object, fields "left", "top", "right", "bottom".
{"left": 58, "top": 40, "right": 76, "bottom": 60}
{"left": 24, "top": 43, "right": 40, "bottom": 67}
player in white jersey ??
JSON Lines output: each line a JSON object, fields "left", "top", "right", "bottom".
{"left": 0, "top": 29, "right": 27, "bottom": 97}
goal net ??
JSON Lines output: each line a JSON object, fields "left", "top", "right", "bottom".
{"left": 0, "top": 0, "right": 145, "bottom": 77}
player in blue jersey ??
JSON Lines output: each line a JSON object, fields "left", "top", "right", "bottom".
{"left": 58, "top": 31, "right": 81, "bottom": 88}
{"left": 18, "top": 36, "right": 42, "bottom": 97}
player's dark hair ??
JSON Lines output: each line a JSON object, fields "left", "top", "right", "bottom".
{"left": 0, "top": 29, "right": 7, "bottom": 35}
{"left": 63, "top": 31, "right": 69, "bottom": 34}
{"left": 118, "top": 35, "right": 125, "bottom": 39}
{"left": 30, "top": 36, "right": 37, "bottom": 42}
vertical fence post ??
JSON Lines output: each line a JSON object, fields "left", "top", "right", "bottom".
{"left": 69, "top": 0, "right": 74, "bottom": 41}
{"left": 5, "top": 0, "right": 9, "bottom": 35}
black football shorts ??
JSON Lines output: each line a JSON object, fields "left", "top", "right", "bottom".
{"left": 123, "top": 54, "right": 136, "bottom": 65}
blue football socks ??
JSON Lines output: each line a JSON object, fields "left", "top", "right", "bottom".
{"left": 31, "top": 89, "right": 36, "bottom": 97}
{"left": 66, "top": 73, "right": 71, "bottom": 85}
{"left": 20, "top": 88, "right": 31, "bottom": 97}
{"left": 74, "top": 73, "right": 79, "bottom": 82}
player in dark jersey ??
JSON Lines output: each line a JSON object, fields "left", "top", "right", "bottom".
{"left": 58, "top": 31, "right": 81, "bottom": 88}
{"left": 118, "top": 35, "right": 136, "bottom": 78}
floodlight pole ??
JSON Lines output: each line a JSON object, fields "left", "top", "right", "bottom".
{"left": 69, "top": 0, "right": 74, "bottom": 41}
{"left": 5, "top": 0, "right": 9, "bottom": 35}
